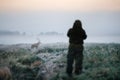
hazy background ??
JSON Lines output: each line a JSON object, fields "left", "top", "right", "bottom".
{"left": 0, "top": 0, "right": 120, "bottom": 44}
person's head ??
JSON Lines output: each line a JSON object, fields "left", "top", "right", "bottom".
{"left": 73, "top": 19, "right": 82, "bottom": 30}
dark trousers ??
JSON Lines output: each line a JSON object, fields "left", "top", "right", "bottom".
{"left": 66, "top": 44, "right": 83, "bottom": 74}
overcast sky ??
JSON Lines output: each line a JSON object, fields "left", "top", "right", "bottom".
{"left": 0, "top": 0, "right": 120, "bottom": 12}
{"left": 0, "top": 0, "right": 120, "bottom": 36}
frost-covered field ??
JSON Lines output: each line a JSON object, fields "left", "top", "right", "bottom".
{"left": 0, "top": 43, "right": 120, "bottom": 80}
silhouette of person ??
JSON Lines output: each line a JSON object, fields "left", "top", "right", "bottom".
{"left": 66, "top": 20, "right": 87, "bottom": 76}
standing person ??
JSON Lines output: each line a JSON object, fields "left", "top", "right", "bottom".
{"left": 66, "top": 20, "right": 87, "bottom": 76}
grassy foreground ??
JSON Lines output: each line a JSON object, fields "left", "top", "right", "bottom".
{"left": 0, "top": 43, "right": 120, "bottom": 80}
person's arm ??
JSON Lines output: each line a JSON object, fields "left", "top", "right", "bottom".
{"left": 82, "top": 30, "right": 87, "bottom": 40}
{"left": 67, "top": 29, "right": 72, "bottom": 37}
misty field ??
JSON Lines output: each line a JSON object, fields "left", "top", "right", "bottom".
{"left": 0, "top": 43, "right": 120, "bottom": 80}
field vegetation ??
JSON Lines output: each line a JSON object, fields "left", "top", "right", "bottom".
{"left": 0, "top": 43, "right": 120, "bottom": 80}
